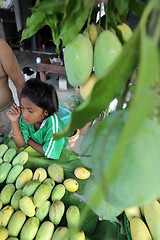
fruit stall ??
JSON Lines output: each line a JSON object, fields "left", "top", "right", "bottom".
{"left": 0, "top": 0, "right": 160, "bottom": 239}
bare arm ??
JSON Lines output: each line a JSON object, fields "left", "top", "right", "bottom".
{"left": 0, "top": 39, "right": 25, "bottom": 101}
{"left": 27, "top": 139, "right": 45, "bottom": 156}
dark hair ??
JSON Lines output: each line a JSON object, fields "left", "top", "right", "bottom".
{"left": 21, "top": 78, "right": 59, "bottom": 116}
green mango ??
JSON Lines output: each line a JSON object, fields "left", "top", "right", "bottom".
{"left": 6, "top": 164, "right": 24, "bottom": 184}
{"left": 7, "top": 237, "right": 19, "bottom": 240}
{"left": 0, "top": 184, "right": 15, "bottom": 205}
{"left": 33, "top": 183, "right": 51, "bottom": 207}
{"left": 0, "top": 157, "right": 3, "bottom": 164}
{"left": 20, "top": 217, "right": 40, "bottom": 240}
{"left": 35, "top": 200, "right": 51, "bottom": 222}
{"left": 70, "top": 229, "right": 85, "bottom": 240}
{"left": 35, "top": 221, "right": 54, "bottom": 240}
{"left": 43, "top": 178, "right": 55, "bottom": 190}
{"left": 22, "top": 179, "right": 41, "bottom": 197}
{"left": 64, "top": 34, "right": 93, "bottom": 86}
{"left": 51, "top": 184, "right": 66, "bottom": 202}
{"left": 3, "top": 148, "right": 16, "bottom": 163}
{"left": 94, "top": 30, "right": 122, "bottom": 78}
{"left": 0, "top": 162, "right": 12, "bottom": 183}
{"left": 66, "top": 205, "right": 80, "bottom": 228}
{"left": 0, "top": 205, "right": 14, "bottom": 227}
{"left": 0, "top": 200, "right": 3, "bottom": 210}
{"left": 48, "top": 164, "right": 64, "bottom": 183}
{"left": 12, "top": 151, "right": 28, "bottom": 166}
{"left": 10, "top": 189, "right": 22, "bottom": 210}
{"left": 51, "top": 227, "right": 69, "bottom": 240}
{"left": 19, "top": 196, "right": 35, "bottom": 217}
{"left": 7, "top": 210, "right": 26, "bottom": 237}
{"left": 0, "top": 227, "right": 8, "bottom": 240}
{"left": 49, "top": 200, "right": 65, "bottom": 225}
{"left": 0, "top": 144, "right": 8, "bottom": 158}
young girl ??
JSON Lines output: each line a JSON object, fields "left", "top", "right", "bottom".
{"left": 7, "top": 79, "right": 67, "bottom": 159}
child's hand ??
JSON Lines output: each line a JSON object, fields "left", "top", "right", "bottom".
{"left": 7, "top": 103, "right": 21, "bottom": 122}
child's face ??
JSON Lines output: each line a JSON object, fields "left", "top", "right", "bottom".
{"left": 20, "top": 97, "right": 48, "bottom": 125}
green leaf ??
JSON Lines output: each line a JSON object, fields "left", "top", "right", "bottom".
{"left": 129, "top": 0, "right": 145, "bottom": 17}
{"left": 32, "top": 0, "right": 65, "bottom": 15}
{"left": 54, "top": 25, "right": 140, "bottom": 139}
{"left": 113, "top": 0, "right": 130, "bottom": 19}
{"left": 60, "top": 0, "right": 95, "bottom": 46}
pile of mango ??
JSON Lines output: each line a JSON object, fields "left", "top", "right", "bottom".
{"left": 124, "top": 199, "right": 160, "bottom": 240}
{"left": 0, "top": 144, "right": 91, "bottom": 240}
{"left": 64, "top": 23, "right": 132, "bottom": 100}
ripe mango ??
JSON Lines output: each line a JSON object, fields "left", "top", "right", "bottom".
{"left": 124, "top": 206, "right": 141, "bottom": 222}
{"left": 51, "top": 184, "right": 66, "bottom": 202}
{"left": 6, "top": 164, "right": 24, "bottom": 184}
{"left": 3, "top": 148, "right": 16, "bottom": 163}
{"left": 83, "top": 23, "right": 98, "bottom": 46}
{"left": 51, "top": 227, "right": 69, "bottom": 240}
{"left": 94, "top": 30, "right": 122, "bottom": 78}
{"left": 15, "top": 168, "right": 33, "bottom": 189}
{"left": 74, "top": 167, "right": 91, "bottom": 179}
{"left": 35, "top": 200, "right": 51, "bottom": 222}
{"left": 33, "top": 183, "right": 51, "bottom": 207}
{"left": 117, "top": 23, "right": 132, "bottom": 42}
{"left": 130, "top": 217, "right": 152, "bottom": 240}
{"left": 10, "top": 189, "right": 22, "bottom": 210}
{"left": 19, "top": 196, "right": 35, "bottom": 217}
{"left": 49, "top": 200, "right": 65, "bottom": 225}
{"left": 0, "top": 205, "right": 14, "bottom": 227}
{"left": 80, "top": 73, "right": 97, "bottom": 100}
{"left": 35, "top": 221, "right": 54, "bottom": 240}
{"left": 0, "top": 227, "right": 8, "bottom": 240}
{"left": 20, "top": 217, "right": 40, "bottom": 240}
{"left": 63, "top": 178, "right": 79, "bottom": 192}
{"left": 33, "top": 167, "right": 47, "bottom": 182}
{"left": 66, "top": 205, "right": 80, "bottom": 228}
{"left": 64, "top": 34, "right": 93, "bottom": 86}
{"left": 7, "top": 210, "right": 26, "bottom": 237}
{"left": 48, "top": 164, "right": 64, "bottom": 183}
{"left": 12, "top": 151, "right": 28, "bottom": 166}
{"left": 0, "top": 162, "right": 12, "bottom": 183}
{"left": 70, "top": 229, "right": 85, "bottom": 240}
{"left": 22, "top": 179, "right": 41, "bottom": 196}
{"left": 0, "top": 184, "right": 15, "bottom": 205}
{"left": 144, "top": 200, "right": 160, "bottom": 240}
{"left": 0, "top": 144, "right": 8, "bottom": 158}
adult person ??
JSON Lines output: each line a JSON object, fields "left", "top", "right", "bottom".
{"left": 0, "top": 37, "right": 25, "bottom": 136}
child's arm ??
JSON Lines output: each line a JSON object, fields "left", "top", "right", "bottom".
{"left": 7, "top": 104, "right": 26, "bottom": 147}
{"left": 27, "top": 139, "right": 45, "bottom": 156}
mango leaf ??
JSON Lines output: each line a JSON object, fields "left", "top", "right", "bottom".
{"left": 112, "top": 0, "right": 130, "bottom": 19}
{"left": 31, "top": 0, "right": 65, "bottom": 15}
{"left": 129, "top": 0, "right": 145, "bottom": 17}
{"left": 54, "top": 25, "right": 140, "bottom": 140}
{"left": 60, "top": 0, "right": 95, "bottom": 46}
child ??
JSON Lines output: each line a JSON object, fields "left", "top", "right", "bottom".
{"left": 7, "top": 79, "right": 67, "bottom": 159}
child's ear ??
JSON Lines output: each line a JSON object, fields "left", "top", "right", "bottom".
{"left": 44, "top": 110, "right": 48, "bottom": 117}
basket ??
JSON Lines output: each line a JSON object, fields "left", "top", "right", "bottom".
{"left": 57, "top": 106, "right": 72, "bottom": 125}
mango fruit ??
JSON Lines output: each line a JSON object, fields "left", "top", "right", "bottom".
{"left": 35, "top": 221, "right": 54, "bottom": 240}
{"left": 94, "top": 30, "right": 122, "bottom": 78}
{"left": 0, "top": 205, "right": 14, "bottom": 227}
{"left": 22, "top": 179, "right": 41, "bottom": 196}
{"left": 0, "top": 162, "right": 12, "bottom": 183}
{"left": 19, "top": 196, "right": 35, "bottom": 217}
{"left": 3, "top": 148, "right": 16, "bottom": 163}
{"left": 6, "top": 164, "right": 24, "bottom": 184}
{"left": 0, "top": 144, "right": 8, "bottom": 158}
{"left": 144, "top": 200, "right": 160, "bottom": 240}
{"left": 0, "top": 200, "right": 2, "bottom": 210}
{"left": 64, "top": 34, "right": 93, "bottom": 86}
{"left": 0, "top": 184, "right": 15, "bottom": 205}
{"left": 124, "top": 206, "right": 141, "bottom": 222}
{"left": 0, "top": 226, "right": 8, "bottom": 240}
{"left": 49, "top": 200, "right": 65, "bottom": 225}
{"left": 43, "top": 178, "right": 55, "bottom": 190}
{"left": 63, "top": 178, "right": 79, "bottom": 192}
{"left": 117, "top": 23, "right": 132, "bottom": 42}
{"left": 33, "top": 183, "right": 51, "bottom": 207}
{"left": 130, "top": 217, "right": 152, "bottom": 240}
{"left": 35, "top": 200, "right": 51, "bottom": 222}
{"left": 80, "top": 73, "right": 97, "bottom": 100}
{"left": 20, "top": 217, "right": 40, "bottom": 240}
{"left": 51, "top": 184, "right": 66, "bottom": 202}
{"left": 12, "top": 151, "right": 28, "bottom": 166}
{"left": 74, "top": 167, "right": 91, "bottom": 179}
{"left": 7, "top": 210, "right": 26, "bottom": 237}
{"left": 66, "top": 205, "right": 80, "bottom": 228}
{"left": 10, "top": 189, "right": 22, "bottom": 210}
{"left": 70, "top": 229, "right": 85, "bottom": 240}
{"left": 83, "top": 23, "right": 98, "bottom": 46}
{"left": 33, "top": 167, "right": 47, "bottom": 182}
{"left": 51, "top": 227, "right": 69, "bottom": 240}
{"left": 48, "top": 164, "right": 64, "bottom": 183}
{"left": 15, "top": 168, "right": 33, "bottom": 189}
{"left": 0, "top": 157, "right": 3, "bottom": 164}
{"left": 7, "top": 238, "right": 18, "bottom": 240}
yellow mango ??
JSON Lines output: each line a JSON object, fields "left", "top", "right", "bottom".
{"left": 49, "top": 200, "right": 65, "bottom": 225}
{"left": 20, "top": 217, "right": 40, "bottom": 240}
{"left": 0, "top": 205, "right": 14, "bottom": 227}
{"left": 80, "top": 73, "right": 97, "bottom": 100}
{"left": 19, "top": 196, "right": 35, "bottom": 217}
{"left": 0, "top": 227, "right": 8, "bottom": 240}
{"left": 130, "top": 217, "right": 152, "bottom": 240}
{"left": 15, "top": 168, "right": 33, "bottom": 189}
{"left": 124, "top": 206, "right": 141, "bottom": 222}
{"left": 63, "top": 178, "right": 79, "bottom": 192}
{"left": 51, "top": 227, "right": 69, "bottom": 240}
{"left": 7, "top": 210, "right": 26, "bottom": 237}
{"left": 70, "top": 229, "right": 85, "bottom": 240}
{"left": 83, "top": 23, "right": 98, "bottom": 45}
{"left": 35, "top": 221, "right": 54, "bottom": 240}
{"left": 117, "top": 23, "right": 132, "bottom": 42}
{"left": 33, "top": 167, "right": 47, "bottom": 182}
{"left": 12, "top": 151, "right": 28, "bottom": 166}
{"left": 74, "top": 167, "right": 91, "bottom": 179}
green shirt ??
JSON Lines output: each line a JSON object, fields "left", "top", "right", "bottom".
{"left": 19, "top": 114, "right": 67, "bottom": 159}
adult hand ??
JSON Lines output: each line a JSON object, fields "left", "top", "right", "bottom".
{"left": 7, "top": 103, "right": 21, "bottom": 122}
